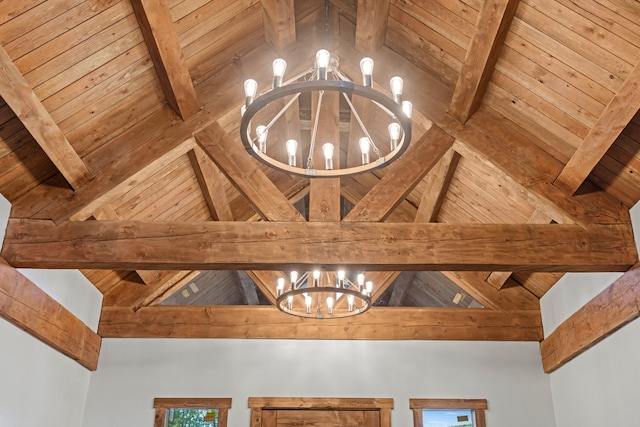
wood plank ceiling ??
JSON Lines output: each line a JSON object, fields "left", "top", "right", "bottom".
{"left": 1, "top": 0, "right": 640, "bottom": 348}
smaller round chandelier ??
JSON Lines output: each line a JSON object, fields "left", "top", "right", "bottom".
{"left": 240, "top": 49, "right": 412, "bottom": 177}
{"left": 275, "top": 270, "right": 374, "bottom": 318}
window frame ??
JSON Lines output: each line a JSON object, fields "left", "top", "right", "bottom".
{"left": 410, "top": 398, "right": 487, "bottom": 427}
{"left": 153, "top": 398, "right": 232, "bottom": 427}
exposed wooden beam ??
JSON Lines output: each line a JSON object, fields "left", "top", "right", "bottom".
{"left": 188, "top": 148, "right": 234, "bottom": 221}
{"left": 414, "top": 149, "right": 460, "bottom": 223}
{"left": 0, "top": 44, "right": 92, "bottom": 190}
{"left": 261, "top": 0, "right": 296, "bottom": 52}
{"left": 93, "top": 204, "right": 168, "bottom": 287}
{"left": 3, "top": 219, "right": 636, "bottom": 272}
{"left": 344, "top": 125, "right": 454, "bottom": 222}
{"left": 235, "top": 271, "right": 261, "bottom": 305}
{"left": 541, "top": 265, "right": 640, "bottom": 373}
{"left": 554, "top": 61, "right": 640, "bottom": 195}
{"left": 355, "top": 0, "right": 390, "bottom": 53}
{"left": 486, "top": 209, "right": 552, "bottom": 290}
{"left": 309, "top": 89, "right": 341, "bottom": 222}
{"left": 131, "top": 0, "right": 199, "bottom": 120}
{"left": 99, "top": 305, "right": 542, "bottom": 341}
{"left": 195, "top": 122, "right": 303, "bottom": 222}
{"left": 449, "top": 0, "right": 519, "bottom": 123}
{"left": 0, "top": 263, "right": 101, "bottom": 371}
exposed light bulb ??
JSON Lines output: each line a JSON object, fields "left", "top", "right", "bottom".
{"left": 276, "top": 277, "right": 285, "bottom": 297}
{"left": 390, "top": 76, "right": 403, "bottom": 103}
{"left": 244, "top": 79, "right": 257, "bottom": 107}
{"left": 286, "top": 139, "right": 298, "bottom": 166}
{"left": 365, "top": 281, "right": 373, "bottom": 294}
{"left": 313, "top": 270, "right": 320, "bottom": 287}
{"left": 305, "top": 295, "right": 313, "bottom": 314}
{"left": 388, "top": 123, "right": 401, "bottom": 150}
{"left": 326, "top": 296, "right": 334, "bottom": 315}
{"left": 290, "top": 270, "right": 298, "bottom": 284}
{"left": 359, "top": 137, "right": 371, "bottom": 165}
{"left": 256, "top": 125, "right": 268, "bottom": 153}
{"left": 316, "top": 49, "right": 331, "bottom": 80}
{"left": 348, "top": 294, "right": 355, "bottom": 312}
{"left": 402, "top": 100, "right": 413, "bottom": 119}
{"left": 357, "top": 273, "right": 365, "bottom": 291}
{"left": 322, "top": 143, "right": 334, "bottom": 170}
{"left": 287, "top": 294, "right": 293, "bottom": 310}
{"left": 360, "top": 57, "right": 374, "bottom": 87}
{"left": 272, "top": 58, "right": 287, "bottom": 88}
{"left": 338, "top": 270, "right": 345, "bottom": 288}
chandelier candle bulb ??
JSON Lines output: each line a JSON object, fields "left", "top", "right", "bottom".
{"left": 402, "top": 101, "right": 413, "bottom": 118}
{"left": 256, "top": 125, "right": 268, "bottom": 153}
{"left": 272, "top": 58, "right": 287, "bottom": 88}
{"left": 390, "top": 76, "right": 403, "bottom": 103}
{"left": 360, "top": 57, "right": 374, "bottom": 87}
{"left": 287, "top": 295, "right": 293, "bottom": 310}
{"left": 290, "top": 271, "right": 298, "bottom": 291}
{"left": 313, "top": 270, "right": 320, "bottom": 287}
{"left": 286, "top": 139, "right": 298, "bottom": 166}
{"left": 348, "top": 294, "right": 355, "bottom": 312}
{"left": 316, "top": 49, "right": 331, "bottom": 80}
{"left": 276, "top": 277, "right": 285, "bottom": 297}
{"left": 323, "top": 143, "right": 334, "bottom": 170}
{"left": 388, "top": 123, "right": 400, "bottom": 150}
{"left": 305, "top": 295, "right": 313, "bottom": 314}
{"left": 359, "top": 137, "right": 371, "bottom": 164}
{"left": 244, "top": 79, "right": 257, "bottom": 107}
{"left": 338, "top": 270, "right": 346, "bottom": 288}
{"left": 327, "top": 297, "right": 334, "bottom": 315}
{"left": 357, "top": 273, "right": 365, "bottom": 292}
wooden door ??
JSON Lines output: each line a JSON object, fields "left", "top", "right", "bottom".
{"left": 249, "top": 398, "right": 392, "bottom": 427}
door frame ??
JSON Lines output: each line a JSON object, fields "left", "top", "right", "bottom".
{"left": 248, "top": 397, "right": 393, "bottom": 427}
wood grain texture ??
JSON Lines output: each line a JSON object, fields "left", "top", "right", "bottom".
{"left": 3, "top": 219, "right": 635, "bottom": 271}
{"left": 0, "top": 263, "right": 101, "bottom": 370}
{"left": 0, "top": 44, "right": 92, "bottom": 189}
{"left": 541, "top": 265, "right": 640, "bottom": 373}
{"left": 261, "top": 0, "right": 296, "bottom": 52}
{"left": 554, "top": 61, "right": 640, "bottom": 194}
{"left": 99, "top": 305, "right": 542, "bottom": 340}
{"left": 131, "top": 0, "right": 199, "bottom": 119}
{"left": 195, "top": 122, "right": 303, "bottom": 222}
{"left": 449, "top": 0, "right": 519, "bottom": 122}
{"left": 355, "top": 0, "right": 390, "bottom": 53}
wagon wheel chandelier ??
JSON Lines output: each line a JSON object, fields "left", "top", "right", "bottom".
{"left": 275, "top": 270, "right": 374, "bottom": 319}
{"left": 239, "top": 48, "right": 413, "bottom": 177}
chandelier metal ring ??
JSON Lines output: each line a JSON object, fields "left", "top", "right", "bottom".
{"left": 240, "top": 74, "right": 412, "bottom": 178}
{"left": 276, "top": 286, "right": 372, "bottom": 319}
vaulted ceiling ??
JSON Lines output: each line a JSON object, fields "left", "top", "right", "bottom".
{"left": 1, "top": 0, "right": 640, "bottom": 370}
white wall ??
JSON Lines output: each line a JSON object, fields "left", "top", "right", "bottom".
{"left": 0, "top": 194, "right": 103, "bottom": 427}
{"left": 84, "top": 339, "right": 556, "bottom": 427}
{"left": 539, "top": 202, "right": 640, "bottom": 427}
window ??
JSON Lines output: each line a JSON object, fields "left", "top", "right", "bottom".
{"left": 410, "top": 399, "right": 487, "bottom": 427}
{"left": 153, "top": 398, "right": 231, "bottom": 427}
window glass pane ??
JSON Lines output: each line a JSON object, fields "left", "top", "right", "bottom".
{"left": 422, "top": 409, "right": 474, "bottom": 427}
{"left": 167, "top": 408, "right": 219, "bottom": 427}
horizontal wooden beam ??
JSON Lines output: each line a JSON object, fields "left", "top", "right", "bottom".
{"left": 0, "top": 263, "right": 101, "bottom": 370}
{"left": 99, "top": 306, "right": 542, "bottom": 340}
{"left": 540, "top": 265, "right": 640, "bottom": 373}
{"left": 2, "top": 219, "right": 636, "bottom": 272}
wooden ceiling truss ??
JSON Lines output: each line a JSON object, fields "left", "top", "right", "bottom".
{"left": 1, "top": 0, "right": 640, "bottom": 373}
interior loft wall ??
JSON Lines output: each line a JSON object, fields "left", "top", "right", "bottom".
{"left": 0, "top": 194, "right": 103, "bottom": 427}
{"left": 83, "top": 339, "right": 556, "bottom": 427}
{"left": 539, "top": 203, "right": 640, "bottom": 427}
